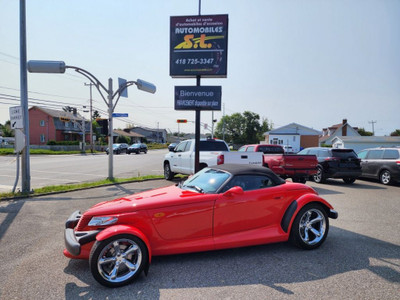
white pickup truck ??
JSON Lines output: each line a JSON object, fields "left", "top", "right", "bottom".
{"left": 163, "top": 138, "right": 263, "bottom": 180}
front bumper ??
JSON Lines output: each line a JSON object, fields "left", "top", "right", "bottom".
{"left": 64, "top": 210, "right": 101, "bottom": 257}
{"left": 329, "top": 209, "right": 338, "bottom": 219}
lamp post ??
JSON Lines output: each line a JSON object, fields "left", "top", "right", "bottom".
{"left": 27, "top": 60, "right": 156, "bottom": 179}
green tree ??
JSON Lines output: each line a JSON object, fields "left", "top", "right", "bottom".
{"left": 0, "top": 120, "right": 14, "bottom": 137}
{"left": 390, "top": 129, "right": 400, "bottom": 136}
{"left": 358, "top": 128, "right": 373, "bottom": 136}
{"left": 215, "top": 111, "right": 272, "bottom": 145}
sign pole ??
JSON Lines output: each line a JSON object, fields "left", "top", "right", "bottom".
{"left": 194, "top": 76, "right": 201, "bottom": 173}
{"left": 20, "top": 0, "right": 30, "bottom": 193}
{"left": 107, "top": 78, "right": 114, "bottom": 180}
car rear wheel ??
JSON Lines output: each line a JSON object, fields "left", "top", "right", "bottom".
{"left": 164, "top": 162, "right": 175, "bottom": 180}
{"left": 89, "top": 234, "right": 148, "bottom": 288}
{"left": 313, "top": 166, "right": 326, "bottom": 183}
{"left": 343, "top": 178, "right": 356, "bottom": 184}
{"left": 290, "top": 203, "right": 329, "bottom": 250}
{"left": 380, "top": 170, "right": 392, "bottom": 185}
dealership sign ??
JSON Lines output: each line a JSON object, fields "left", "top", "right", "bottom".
{"left": 170, "top": 14, "right": 228, "bottom": 78}
{"left": 175, "top": 86, "right": 221, "bottom": 110}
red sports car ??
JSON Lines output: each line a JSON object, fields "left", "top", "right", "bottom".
{"left": 64, "top": 164, "right": 338, "bottom": 287}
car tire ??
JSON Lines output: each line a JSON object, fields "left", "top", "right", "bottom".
{"left": 164, "top": 162, "right": 175, "bottom": 180}
{"left": 290, "top": 203, "right": 329, "bottom": 250}
{"left": 313, "top": 166, "right": 326, "bottom": 183}
{"left": 343, "top": 178, "right": 356, "bottom": 184}
{"left": 89, "top": 234, "right": 148, "bottom": 288}
{"left": 380, "top": 169, "right": 392, "bottom": 185}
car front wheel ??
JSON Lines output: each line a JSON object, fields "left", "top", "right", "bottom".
{"left": 290, "top": 203, "right": 329, "bottom": 250}
{"left": 380, "top": 170, "right": 392, "bottom": 185}
{"left": 164, "top": 162, "right": 175, "bottom": 180}
{"left": 89, "top": 234, "right": 148, "bottom": 288}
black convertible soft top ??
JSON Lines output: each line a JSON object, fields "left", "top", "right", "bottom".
{"left": 211, "top": 164, "right": 286, "bottom": 185}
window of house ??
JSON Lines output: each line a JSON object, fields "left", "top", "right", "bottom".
{"left": 40, "top": 134, "right": 45, "bottom": 143}
{"left": 65, "top": 122, "right": 69, "bottom": 128}
{"left": 40, "top": 120, "right": 45, "bottom": 127}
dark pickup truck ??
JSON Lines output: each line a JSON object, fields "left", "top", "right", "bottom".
{"left": 238, "top": 144, "right": 318, "bottom": 183}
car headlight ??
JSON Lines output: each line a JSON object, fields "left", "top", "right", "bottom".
{"left": 88, "top": 216, "right": 118, "bottom": 226}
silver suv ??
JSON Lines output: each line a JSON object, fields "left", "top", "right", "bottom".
{"left": 357, "top": 147, "right": 400, "bottom": 185}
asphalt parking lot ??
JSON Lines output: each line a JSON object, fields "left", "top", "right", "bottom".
{"left": 0, "top": 178, "right": 399, "bottom": 299}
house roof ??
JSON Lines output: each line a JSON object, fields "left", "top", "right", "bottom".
{"left": 320, "top": 121, "right": 360, "bottom": 143}
{"left": 29, "top": 106, "right": 86, "bottom": 121}
{"left": 113, "top": 129, "right": 144, "bottom": 138}
{"left": 265, "top": 122, "right": 321, "bottom": 136}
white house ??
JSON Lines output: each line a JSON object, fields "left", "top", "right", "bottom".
{"left": 332, "top": 136, "right": 400, "bottom": 153}
{"left": 264, "top": 123, "right": 321, "bottom": 153}
{"left": 319, "top": 119, "right": 360, "bottom": 146}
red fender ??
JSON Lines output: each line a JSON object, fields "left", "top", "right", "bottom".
{"left": 296, "top": 193, "right": 334, "bottom": 211}
{"left": 96, "top": 224, "right": 152, "bottom": 263}
{"left": 286, "top": 193, "right": 335, "bottom": 234}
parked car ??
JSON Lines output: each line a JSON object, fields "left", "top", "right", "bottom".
{"left": 163, "top": 139, "right": 262, "bottom": 179}
{"left": 239, "top": 144, "right": 317, "bottom": 183}
{"left": 167, "top": 143, "right": 177, "bottom": 151}
{"left": 64, "top": 164, "right": 338, "bottom": 287}
{"left": 282, "top": 145, "right": 295, "bottom": 153}
{"left": 297, "top": 147, "right": 361, "bottom": 184}
{"left": 105, "top": 143, "right": 128, "bottom": 155}
{"left": 127, "top": 143, "right": 147, "bottom": 154}
{"left": 357, "top": 147, "right": 400, "bottom": 185}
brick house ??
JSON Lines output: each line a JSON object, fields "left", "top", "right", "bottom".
{"left": 29, "top": 106, "right": 90, "bottom": 145}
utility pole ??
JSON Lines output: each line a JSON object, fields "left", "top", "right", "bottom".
{"left": 85, "top": 82, "right": 94, "bottom": 153}
{"left": 369, "top": 120, "right": 377, "bottom": 136}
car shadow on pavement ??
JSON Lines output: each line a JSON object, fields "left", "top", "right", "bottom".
{"left": 63, "top": 226, "right": 400, "bottom": 299}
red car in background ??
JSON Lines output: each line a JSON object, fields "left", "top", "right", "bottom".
{"left": 239, "top": 144, "right": 318, "bottom": 183}
{"left": 64, "top": 164, "right": 338, "bottom": 287}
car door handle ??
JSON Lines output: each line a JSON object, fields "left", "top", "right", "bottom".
{"left": 274, "top": 196, "right": 282, "bottom": 200}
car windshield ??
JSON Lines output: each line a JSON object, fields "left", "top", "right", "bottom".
{"left": 131, "top": 144, "right": 140, "bottom": 148}
{"left": 112, "top": 144, "right": 120, "bottom": 148}
{"left": 181, "top": 168, "right": 231, "bottom": 194}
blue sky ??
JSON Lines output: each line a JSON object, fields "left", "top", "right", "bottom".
{"left": 1, "top": 0, "right": 399, "bottom": 136}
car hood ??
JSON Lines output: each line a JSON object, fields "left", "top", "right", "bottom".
{"left": 84, "top": 185, "right": 206, "bottom": 216}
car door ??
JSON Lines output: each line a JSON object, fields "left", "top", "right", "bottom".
{"left": 179, "top": 141, "right": 193, "bottom": 174}
{"left": 169, "top": 141, "right": 187, "bottom": 173}
{"left": 365, "top": 150, "right": 384, "bottom": 177}
{"left": 213, "top": 175, "right": 287, "bottom": 236}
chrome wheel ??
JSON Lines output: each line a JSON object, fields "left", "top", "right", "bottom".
{"left": 290, "top": 204, "right": 329, "bottom": 249}
{"left": 298, "top": 209, "right": 326, "bottom": 246}
{"left": 313, "top": 167, "right": 325, "bottom": 183}
{"left": 90, "top": 235, "right": 147, "bottom": 287}
{"left": 380, "top": 170, "right": 391, "bottom": 185}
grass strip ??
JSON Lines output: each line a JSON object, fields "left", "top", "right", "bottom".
{"left": 0, "top": 175, "right": 165, "bottom": 201}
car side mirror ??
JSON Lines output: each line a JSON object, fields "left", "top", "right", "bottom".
{"left": 223, "top": 186, "right": 244, "bottom": 197}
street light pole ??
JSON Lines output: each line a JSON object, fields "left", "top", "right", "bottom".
{"left": 27, "top": 60, "right": 156, "bottom": 181}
